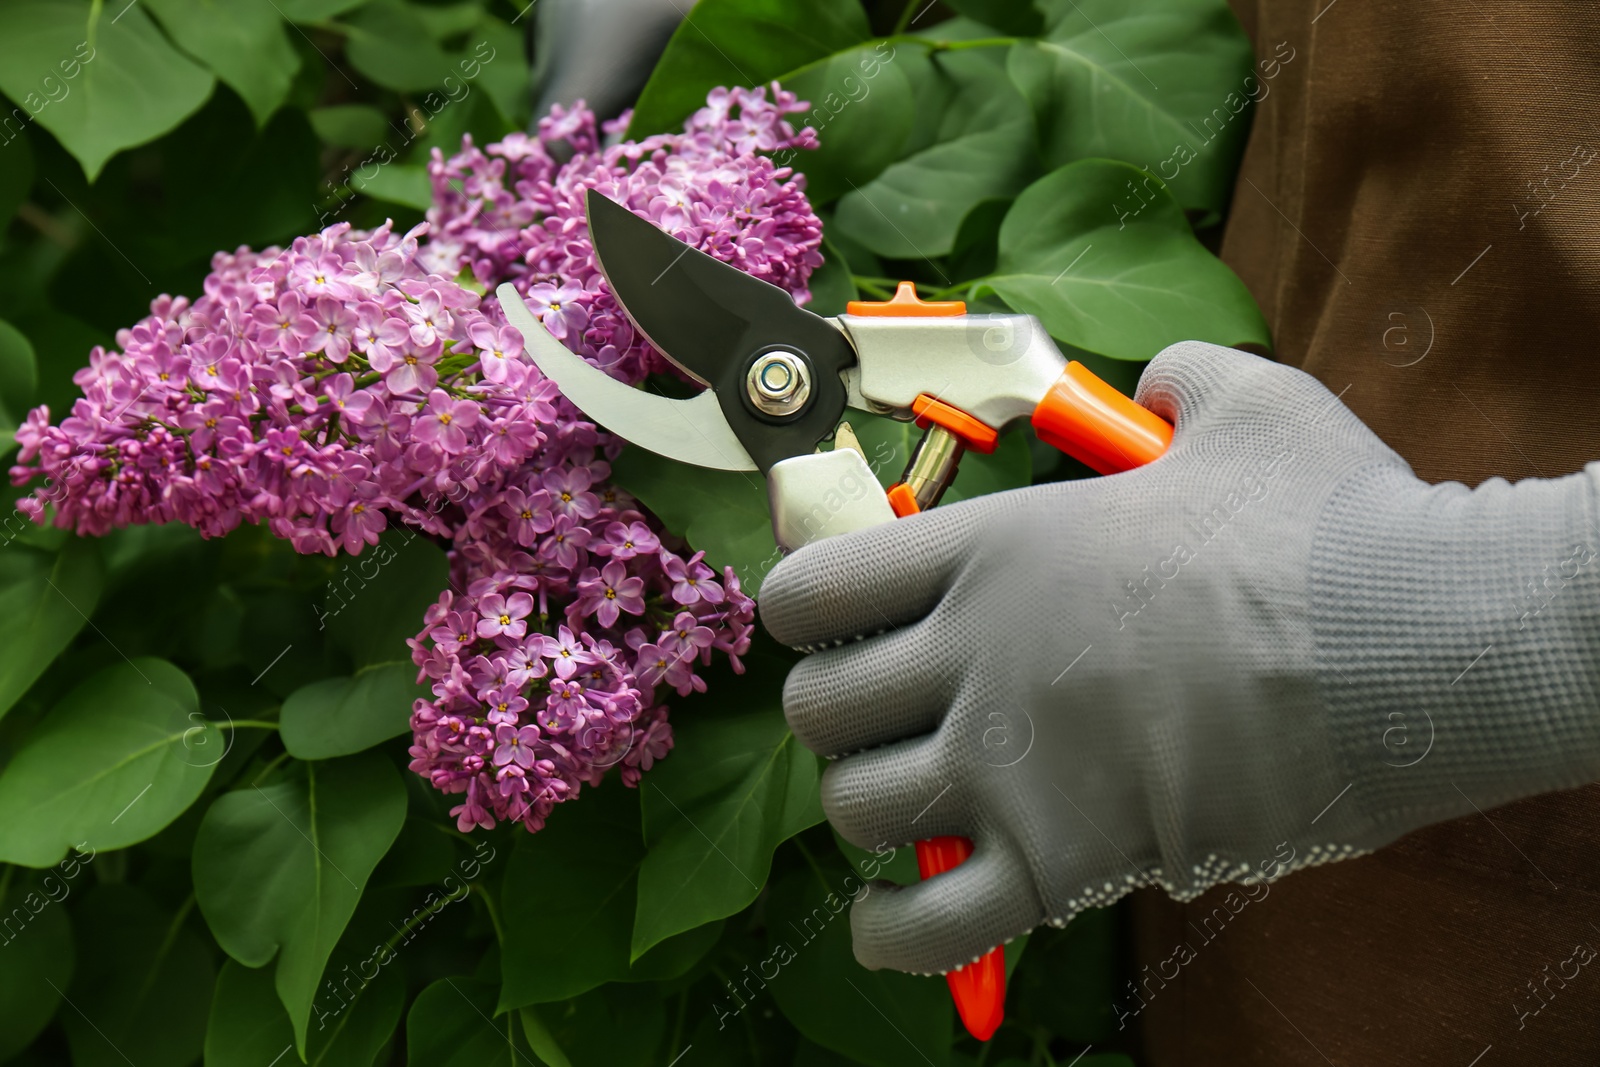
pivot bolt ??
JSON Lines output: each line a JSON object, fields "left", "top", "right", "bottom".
{"left": 746, "top": 350, "right": 811, "bottom": 416}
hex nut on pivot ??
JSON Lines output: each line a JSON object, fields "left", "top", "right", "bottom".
{"left": 746, "top": 350, "right": 811, "bottom": 417}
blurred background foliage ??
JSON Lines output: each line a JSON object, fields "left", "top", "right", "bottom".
{"left": 0, "top": 0, "right": 1267, "bottom": 1063}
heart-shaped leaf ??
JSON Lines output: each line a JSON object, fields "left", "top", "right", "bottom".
{"left": 832, "top": 48, "right": 1036, "bottom": 259}
{"left": 499, "top": 783, "right": 727, "bottom": 1010}
{"left": 275, "top": 0, "right": 373, "bottom": 20}
{"left": 627, "top": 0, "right": 870, "bottom": 138}
{"left": 408, "top": 976, "right": 532, "bottom": 1066}
{"left": 193, "top": 752, "right": 406, "bottom": 1056}
{"left": 518, "top": 985, "right": 667, "bottom": 1067}
{"left": 978, "top": 159, "right": 1270, "bottom": 358}
{"left": 0, "top": 538, "right": 102, "bottom": 722}
{"left": 343, "top": 0, "right": 456, "bottom": 92}
{"left": 280, "top": 662, "right": 423, "bottom": 760}
{"left": 204, "top": 955, "right": 404, "bottom": 1067}
{"left": 499, "top": 783, "right": 643, "bottom": 1009}
{"left": 1006, "top": 0, "right": 1255, "bottom": 212}
{"left": 144, "top": 0, "right": 300, "bottom": 126}
{"left": 631, "top": 659, "right": 824, "bottom": 959}
{"left": 0, "top": 0, "right": 215, "bottom": 181}
{"left": 763, "top": 863, "right": 951, "bottom": 1067}
{"left": 322, "top": 530, "right": 448, "bottom": 668}
{"left": 941, "top": 0, "right": 1043, "bottom": 35}
{"left": 0, "top": 657, "right": 215, "bottom": 866}
{"left": 776, "top": 43, "right": 914, "bottom": 206}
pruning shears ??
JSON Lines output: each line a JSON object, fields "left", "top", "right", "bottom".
{"left": 498, "top": 190, "right": 1173, "bottom": 1042}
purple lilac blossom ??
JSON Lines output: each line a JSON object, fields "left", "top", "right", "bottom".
{"left": 11, "top": 85, "right": 819, "bottom": 834}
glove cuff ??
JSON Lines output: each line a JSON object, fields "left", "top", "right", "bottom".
{"left": 1311, "top": 460, "right": 1600, "bottom": 840}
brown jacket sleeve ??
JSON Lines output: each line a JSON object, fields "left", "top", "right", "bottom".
{"left": 1134, "top": 1, "right": 1600, "bottom": 1063}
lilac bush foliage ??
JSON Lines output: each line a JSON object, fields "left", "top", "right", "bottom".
{"left": 11, "top": 85, "right": 823, "bottom": 833}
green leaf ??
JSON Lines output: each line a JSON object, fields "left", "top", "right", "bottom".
{"left": 632, "top": 663, "right": 823, "bottom": 959}
{"left": 500, "top": 784, "right": 725, "bottom": 1010}
{"left": 61, "top": 884, "right": 215, "bottom": 1067}
{"left": 0, "top": 0, "right": 215, "bottom": 181}
{"left": 0, "top": 133, "right": 33, "bottom": 229}
{"left": 0, "top": 868, "right": 76, "bottom": 1061}
{"left": 275, "top": 0, "right": 371, "bottom": 18}
{"left": 323, "top": 530, "right": 448, "bottom": 667}
{"left": 763, "top": 864, "right": 950, "bottom": 1067}
{"left": 941, "top": 0, "right": 1043, "bottom": 35}
{"left": 144, "top": 0, "right": 301, "bottom": 127}
{"left": 978, "top": 159, "right": 1270, "bottom": 358}
{"left": 518, "top": 984, "right": 666, "bottom": 1067}
{"left": 1006, "top": 0, "right": 1255, "bottom": 212}
{"left": 193, "top": 752, "right": 407, "bottom": 1057}
{"left": 622, "top": 918, "right": 723, "bottom": 983}
{"left": 518, "top": 1008, "right": 573, "bottom": 1067}
{"left": 344, "top": 0, "right": 455, "bottom": 91}
{"left": 805, "top": 241, "right": 858, "bottom": 318}
{"left": 204, "top": 956, "right": 404, "bottom": 1067}
{"left": 776, "top": 43, "right": 914, "bottom": 206}
{"left": 350, "top": 163, "right": 432, "bottom": 209}
{"left": 830, "top": 827, "right": 918, "bottom": 886}
{"left": 499, "top": 783, "right": 643, "bottom": 1010}
{"left": 203, "top": 961, "right": 296, "bottom": 1067}
{"left": 469, "top": 15, "right": 529, "bottom": 129}
{"left": 279, "top": 661, "right": 422, "bottom": 759}
{"left": 794, "top": 1039, "right": 861, "bottom": 1067}
{"left": 309, "top": 103, "right": 390, "bottom": 148}
{"left": 408, "top": 976, "right": 532, "bottom": 1067}
{"left": 414, "top": 0, "right": 482, "bottom": 38}
{"left": 833, "top": 48, "right": 1036, "bottom": 259}
{"left": 1010, "top": 908, "right": 1119, "bottom": 1042}
{"left": 627, "top": 0, "right": 870, "bottom": 137}
{"left": 0, "top": 318, "right": 40, "bottom": 444}
{"left": 0, "top": 657, "right": 215, "bottom": 866}
{"left": 610, "top": 448, "right": 781, "bottom": 596}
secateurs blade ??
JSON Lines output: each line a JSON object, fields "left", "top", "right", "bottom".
{"left": 497, "top": 188, "right": 1176, "bottom": 1043}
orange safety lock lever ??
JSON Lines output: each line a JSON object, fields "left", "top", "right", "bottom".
{"left": 864, "top": 282, "right": 1173, "bottom": 1043}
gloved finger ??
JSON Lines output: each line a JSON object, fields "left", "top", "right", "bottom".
{"left": 760, "top": 501, "right": 981, "bottom": 651}
{"left": 850, "top": 842, "right": 1044, "bottom": 974}
{"left": 1134, "top": 339, "right": 1357, "bottom": 446}
{"left": 1133, "top": 340, "right": 1265, "bottom": 433}
{"left": 783, "top": 617, "right": 956, "bottom": 757}
{"left": 820, "top": 736, "right": 970, "bottom": 847}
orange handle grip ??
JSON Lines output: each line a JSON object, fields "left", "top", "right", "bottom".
{"left": 915, "top": 836, "right": 1005, "bottom": 1041}
{"left": 887, "top": 485, "right": 1005, "bottom": 1039}
{"left": 1031, "top": 361, "right": 1172, "bottom": 474}
{"left": 881, "top": 361, "right": 1168, "bottom": 1043}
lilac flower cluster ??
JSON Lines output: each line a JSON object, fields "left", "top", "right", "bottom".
{"left": 11, "top": 86, "right": 823, "bottom": 834}
{"left": 424, "top": 83, "right": 822, "bottom": 382}
{"left": 10, "top": 220, "right": 533, "bottom": 551}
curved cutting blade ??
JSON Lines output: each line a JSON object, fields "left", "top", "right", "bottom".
{"left": 586, "top": 190, "right": 855, "bottom": 472}
{"left": 497, "top": 283, "right": 757, "bottom": 471}
{"left": 587, "top": 189, "right": 809, "bottom": 386}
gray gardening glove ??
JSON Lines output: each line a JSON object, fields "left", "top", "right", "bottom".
{"left": 530, "top": 0, "right": 685, "bottom": 122}
{"left": 760, "top": 341, "right": 1600, "bottom": 976}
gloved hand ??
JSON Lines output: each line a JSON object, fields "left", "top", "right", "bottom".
{"left": 760, "top": 341, "right": 1600, "bottom": 976}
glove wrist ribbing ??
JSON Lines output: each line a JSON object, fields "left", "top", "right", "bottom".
{"left": 1311, "top": 459, "right": 1600, "bottom": 841}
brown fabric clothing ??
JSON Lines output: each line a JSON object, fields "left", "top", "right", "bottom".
{"left": 1135, "top": 1, "right": 1600, "bottom": 1063}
